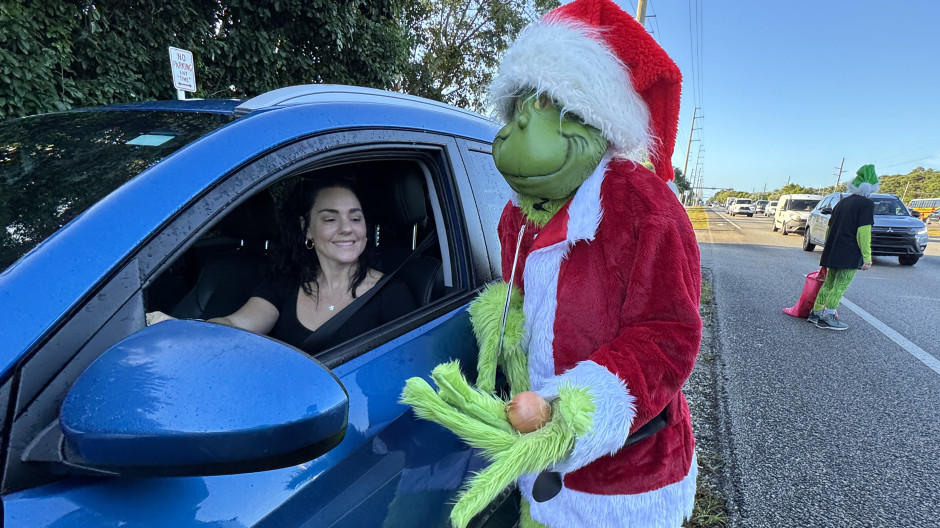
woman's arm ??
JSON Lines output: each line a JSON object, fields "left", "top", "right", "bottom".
{"left": 146, "top": 297, "right": 280, "bottom": 335}
{"left": 207, "top": 297, "right": 280, "bottom": 335}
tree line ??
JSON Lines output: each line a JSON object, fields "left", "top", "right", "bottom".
{"left": 710, "top": 166, "right": 940, "bottom": 205}
{"left": 0, "top": 0, "right": 558, "bottom": 119}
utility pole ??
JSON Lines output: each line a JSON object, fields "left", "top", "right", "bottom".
{"left": 681, "top": 108, "right": 700, "bottom": 181}
{"left": 636, "top": 0, "right": 648, "bottom": 25}
{"left": 834, "top": 157, "right": 845, "bottom": 187}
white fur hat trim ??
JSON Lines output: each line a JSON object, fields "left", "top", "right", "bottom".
{"left": 489, "top": 19, "right": 652, "bottom": 159}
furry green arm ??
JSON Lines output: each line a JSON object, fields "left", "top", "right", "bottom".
{"left": 469, "top": 281, "right": 528, "bottom": 395}
{"left": 857, "top": 224, "right": 872, "bottom": 261}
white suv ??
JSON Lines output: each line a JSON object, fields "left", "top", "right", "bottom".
{"left": 729, "top": 198, "right": 755, "bottom": 217}
{"left": 773, "top": 194, "right": 823, "bottom": 234}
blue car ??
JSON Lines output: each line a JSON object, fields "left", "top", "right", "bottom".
{"left": 0, "top": 85, "right": 516, "bottom": 526}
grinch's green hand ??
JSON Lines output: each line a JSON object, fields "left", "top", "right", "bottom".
{"left": 400, "top": 361, "right": 594, "bottom": 528}
{"left": 469, "top": 282, "right": 529, "bottom": 395}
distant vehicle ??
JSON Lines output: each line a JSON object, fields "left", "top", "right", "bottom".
{"left": 765, "top": 200, "right": 778, "bottom": 217}
{"left": 927, "top": 210, "right": 940, "bottom": 225}
{"left": 907, "top": 197, "right": 940, "bottom": 221}
{"left": 754, "top": 200, "right": 769, "bottom": 214}
{"left": 804, "top": 192, "right": 929, "bottom": 265}
{"left": 725, "top": 197, "right": 738, "bottom": 211}
{"left": 773, "top": 194, "right": 823, "bottom": 235}
{"left": 729, "top": 198, "right": 755, "bottom": 217}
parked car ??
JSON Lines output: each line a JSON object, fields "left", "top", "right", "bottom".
{"left": 0, "top": 85, "right": 517, "bottom": 527}
{"left": 926, "top": 210, "right": 940, "bottom": 225}
{"left": 773, "top": 194, "right": 823, "bottom": 235}
{"left": 754, "top": 200, "right": 769, "bottom": 215}
{"left": 729, "top": 198, "right": 755, "bottom": 217}
{"left": 803, "top": 192, "right": 929, "bottom": 265}
{"left": 765, "top": 200, "right": 778, "bottom": 217}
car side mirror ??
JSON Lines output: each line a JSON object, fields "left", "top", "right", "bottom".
{"left": 820, "top": 208, "right": 833, "bottom": 215}
{"left": 911, "top": 210, "right": 921, "bottom": 218}
{"left": 26, "top": 320, "right": 348, "bottom": 477}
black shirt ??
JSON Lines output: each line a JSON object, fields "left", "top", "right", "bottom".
{"left": 252, "top": 274, "right": 416, "bottom": 352}
{"left": 820, "top": 194, "right": 874, "bottom": 269}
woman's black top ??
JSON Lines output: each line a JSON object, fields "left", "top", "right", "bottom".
{"left": 820, "top": 194, "right": 874, "bottom": 269}
{"left": 252, "top": 274, "right": 417, "bottom": 352}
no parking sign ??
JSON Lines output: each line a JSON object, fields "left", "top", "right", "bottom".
{"left": 169, "top": 47, "right": 196, "bottom": 93}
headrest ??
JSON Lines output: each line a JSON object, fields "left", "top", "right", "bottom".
{"left": 360, "top": 163, "right": 427, "bottom": 227}
{"left": 218, "top": 191, "right": 279, "bottom": 242}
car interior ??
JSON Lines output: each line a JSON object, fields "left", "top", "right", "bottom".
{"left": 143, "top": 158, "right": 451, "bottom": 355}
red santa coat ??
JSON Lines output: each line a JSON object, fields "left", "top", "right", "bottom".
{"left": 500, "top": 158, "right": 702, "bottom": 527}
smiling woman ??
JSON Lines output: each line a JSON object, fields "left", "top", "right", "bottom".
{"left": 146, "top": 174, "right": 418, "bottom": 353}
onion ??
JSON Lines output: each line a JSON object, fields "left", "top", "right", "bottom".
{"left": 505, "top": 392, "right": 552, "bottom": 433}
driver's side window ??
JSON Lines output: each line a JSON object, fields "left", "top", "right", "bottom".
{"left": 144, "top": 158, "right": 454, "bottom": 356}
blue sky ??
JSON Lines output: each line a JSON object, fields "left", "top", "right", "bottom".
{"left": 618, "top": 0, "right": 940, "bottom": 197}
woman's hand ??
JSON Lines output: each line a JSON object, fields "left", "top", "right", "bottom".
{"left": 146, "top": 311, "right": 175, "bottom": 326}
{"left": 861, "top": 261, "right": 873, "bottom": 271}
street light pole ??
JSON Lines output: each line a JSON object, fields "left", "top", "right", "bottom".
{"left": 681, "top": 108, "right": 700, "bottom": 181}
{"left": 636, "top": 0, "right": 648, "bottom": 25}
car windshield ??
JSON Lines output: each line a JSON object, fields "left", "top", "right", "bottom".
{"left": 736, "top": 199, "right": 752, "bottom": 204}
{"left": 787, "top": 199, "right": 818, "bottom": 211}
{"left": 872, "top": 197, "right": 909, "bottom": 216}
{"left": 1, "top": 110, "right": 232, "bottom": 272}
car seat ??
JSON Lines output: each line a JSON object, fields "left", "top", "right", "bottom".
{"left": 171, "top": 190, "right": 279, "bottom": 319}
{"left": 359, "top": 163, "right": 445, "bottom": 306}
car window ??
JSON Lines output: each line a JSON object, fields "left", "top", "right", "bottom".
{"left": 0, "top": 110, "right": 232, "bottom": 272}
{"left": 462, "top": 144, "right": 514, "bottom": 278}
{"left": 872, "top": 197, "right": 908, "bottom": 216}
{"left": 144, "top": 157, "right": 464, "bottom": 356}
{"left": 787, "top": 199, "right": 818, "bottom": 211}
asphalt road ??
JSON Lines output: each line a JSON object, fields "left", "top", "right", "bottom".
{"left": 695, "top": 208, "right": 940, "bottom": 528}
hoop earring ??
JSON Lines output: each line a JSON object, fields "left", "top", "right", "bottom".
{"left": 305, "top": 239, "right": 315, "bottom": 250}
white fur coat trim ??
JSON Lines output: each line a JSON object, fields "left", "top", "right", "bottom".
{"left": 489, "top": 19, "right": 651, "bottom": 159}
{"left": 519, "top": 452, "right": 698, "bottom": 528}
{"left": 521, "top": 159, "right": 633, "bottom": 470}
{"left": 523, "top": 158, "right": 608, "bottom": 386}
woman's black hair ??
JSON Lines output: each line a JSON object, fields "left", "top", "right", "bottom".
{"left": 270, "top": 175, "right": 377, "bottom": 299}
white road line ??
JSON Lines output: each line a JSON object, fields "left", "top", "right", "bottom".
{"left": 714, "top": 211, "right": 743, "bottom": 230}
{"left": 841, "top": 298, "right": 940, "bottom": 376}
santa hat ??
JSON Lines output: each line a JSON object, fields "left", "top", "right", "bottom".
{"left": 489, "top": 0, "right": 682, "bottom": 183}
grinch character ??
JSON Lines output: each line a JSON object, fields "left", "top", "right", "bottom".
{"left": 401, "top": 1, "right": 702, "bottom": 527}
{"left": 808, "top": 164, "right": 879, "bottom": 331}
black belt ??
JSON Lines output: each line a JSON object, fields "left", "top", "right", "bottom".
{"left": 531, "top": 408, "right": 669, "bottom": 503}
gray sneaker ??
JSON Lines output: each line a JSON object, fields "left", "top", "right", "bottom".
{"left": 807, "top": 310, "right": 821, "bottom": 324}
{"left": 815, "top": 312, "right": 848, "bottom": 331}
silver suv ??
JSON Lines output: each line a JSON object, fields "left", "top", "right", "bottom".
{"left": 803, "top": 192, "right": 929, "bottom": 265}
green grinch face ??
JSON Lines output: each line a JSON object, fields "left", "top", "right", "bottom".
{"left": 493, "top": 91, "right": 608, "bottom": 200}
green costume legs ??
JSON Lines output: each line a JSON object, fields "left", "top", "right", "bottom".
{"left": 520, "top": 499, "right": 549, "bottom": 528}
{"left": 813, "top": 268, "right": 857, "bottom": 311}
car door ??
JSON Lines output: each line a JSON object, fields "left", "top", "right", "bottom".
{"left": 808, "top": 195, "right": 832, "bottom": 245}
{"left": 2, "top": 124, "right": 499, "bottom": 527}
